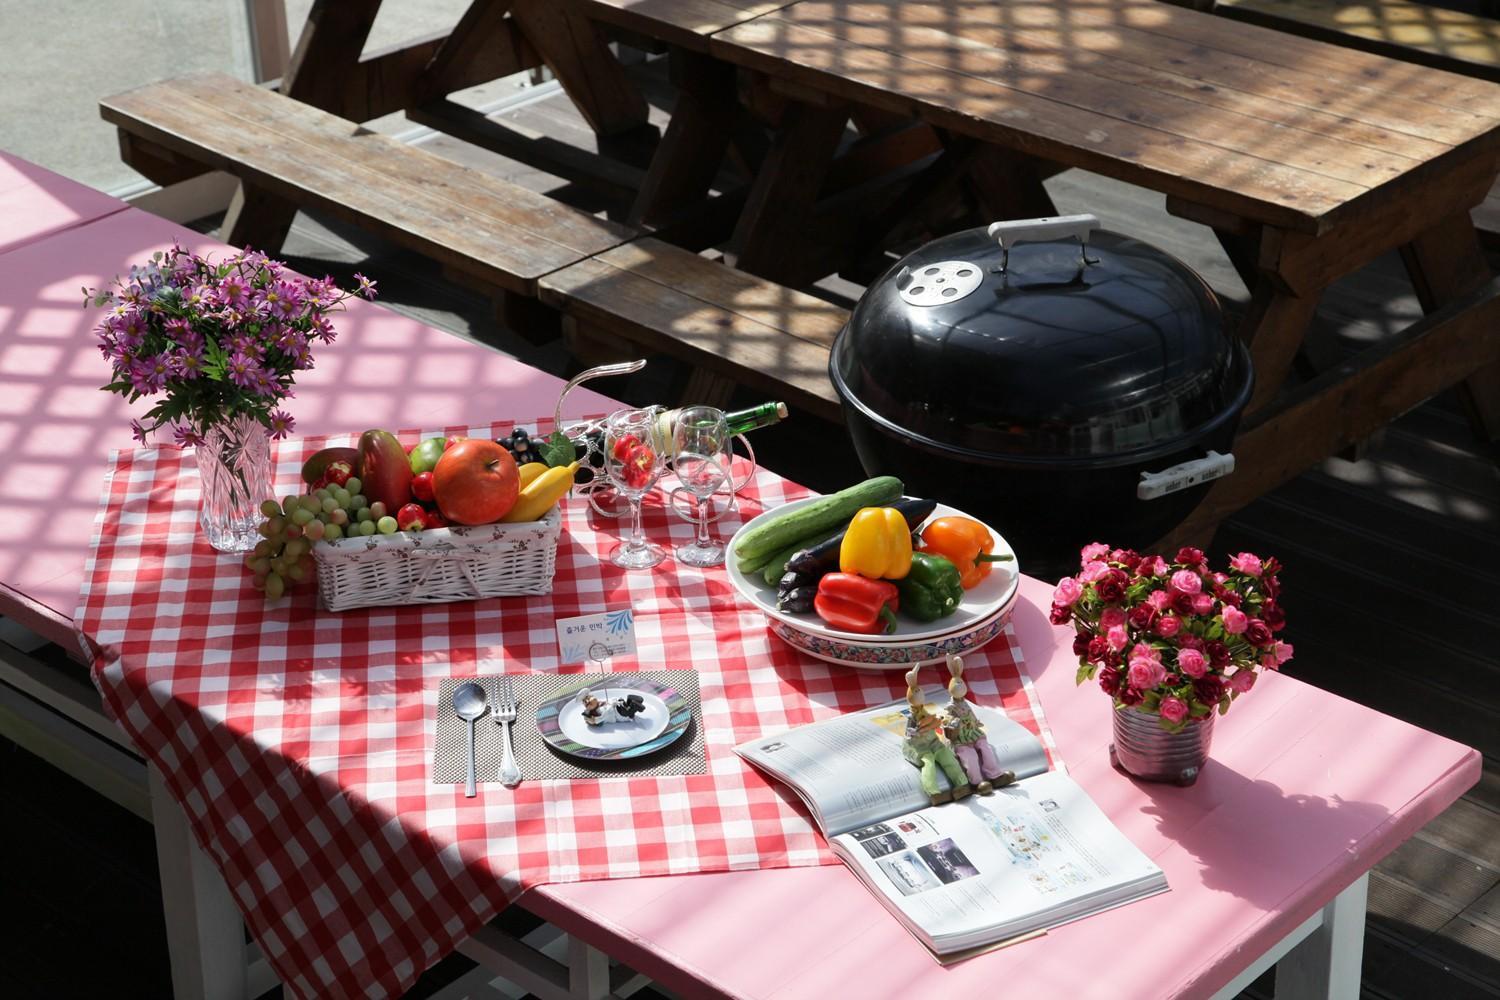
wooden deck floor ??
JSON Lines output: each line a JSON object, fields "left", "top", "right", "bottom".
{"left": 3, "top": 63, "right": 1498, "bottom": 999}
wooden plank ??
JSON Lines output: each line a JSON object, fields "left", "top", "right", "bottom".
{"left": 1070, "top": 0, "right": 1500, "bottom": 109}
{"left": 1161, "top": 275, "right": 1500, "bottom": 543}
{"left": 407, "top": 99, "right": 647, "bottom": 202}
{"left": 101, "top": 74, "right": 635, "bottom": 293}
{"left": 116, "top": 132, "right": 206, "bottom": 187}
{"left": 630, "top": 50, "right": 739, "bottom": 225}
{"left": 416, "top": 0, "right": 533, "bottom": 104}
{"left": 538, "top": 240, "right": 848, "bottom": 421}
{"left": 1216, "top": 0, "right": 1500, "bottom": 83}
{"left": 1240, "top": 281, "right": 1324, "bottom": 413}
{"left": 781, "top": 0, "right": 1451, "bottom": 170}
{"left": 222, "top": 181, "right": 298, "bottom": 251}
{"left": 731, "top": 99, "right": 848, "bottom": 281}
{"left": 281, "top": 0, "right": 381, "bottom": 113}
{"left": 710, "top": 17, "right": 1363, "bottom": 231}
{"left": 1401, "top": 212, "right": 1500, "bottom": 441}
{"left": 511, "top": 0, "right": 650, "bottom": 135}
{"left": 564, "top": 0, "right": 793, "bottom": 52}
{"left": 160, "top": 74, "right": 638, "bottom": 258}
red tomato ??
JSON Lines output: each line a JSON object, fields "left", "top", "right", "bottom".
{"left": 611, "top": 433, "right": 641, "bottom": 462}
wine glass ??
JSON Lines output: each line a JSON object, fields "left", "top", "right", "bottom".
{"left": 672, "top": 406, "right": 732, "bottom": 567}
{"left": 604, "top": 407, "right": 667, "bottom": 570}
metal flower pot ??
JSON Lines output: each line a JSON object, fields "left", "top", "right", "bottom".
{"left": 1109, "top": 706, "right": 1216, "bottom": 786}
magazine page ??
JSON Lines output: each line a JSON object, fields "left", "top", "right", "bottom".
{"left": 830, "top": 770, "right": 1167, "bottom": 954}
{"left": 736, "top": 688, "right": 1050, "bottom": 836}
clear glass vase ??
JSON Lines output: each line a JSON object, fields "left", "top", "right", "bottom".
{"left": 196, "top": 413, "right": 271, "bottom": 553}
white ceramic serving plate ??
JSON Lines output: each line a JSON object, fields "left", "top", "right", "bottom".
{"left": 766, "top": 590, "right": 1020, "bottom": 670}
{"left": 727, "top": 499, "right": 1020, "bottom": 642}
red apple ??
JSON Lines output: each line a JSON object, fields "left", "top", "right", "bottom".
{"left": 423, "top": 509, "right": 448, "bottom": 530}
{"left": 397, "top": 503, "right": 427, "bottom": 532}
{"left": 410, "top": 471, "right": 435, "bottom": 503}
{"left": 432, "top": 440, "right": 519, "bottom": 525}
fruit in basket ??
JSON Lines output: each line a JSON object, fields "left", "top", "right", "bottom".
{"left": 322, "top": 461, "right": 354, "bottom": 488}
{"left": 501, "top": 461, "right": 578, "bottom": 522}
{"left": 397, "top": 503, "right": 427, "bottom": 532}
{"left": 300, "top": 447, "right": 361, "bottom": 485}
{"left": 409, "top": 437, "right": 447, "bottom": 475}
{"left": 358, "top": 429, "right": 414, "bottom": 511}
{"left": 410, "top": 471, "right": 435, "bottom": 502}
{"left": 433, "top": 439, "right": 519, "bottom": 525}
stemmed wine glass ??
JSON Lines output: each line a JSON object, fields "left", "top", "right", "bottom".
{"left": 603, "top": 407, "right": 667, "bottom": 570}
{"left": 672, "top": 406, "right": 732, "bottom": 567}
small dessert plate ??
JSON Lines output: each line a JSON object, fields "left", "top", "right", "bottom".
{"left": 537, "top": 674, "right": 693, "bottom": 760}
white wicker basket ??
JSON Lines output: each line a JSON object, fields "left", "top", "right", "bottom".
{"left": 312, "top": 506, "right": 562, "bottom": 611}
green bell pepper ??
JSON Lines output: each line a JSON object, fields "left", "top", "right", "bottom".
{"left": 896, "top": 552, "right": 964, "bottom": 622}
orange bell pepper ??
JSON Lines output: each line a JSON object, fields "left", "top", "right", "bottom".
{"left": 920, "top": 516, "right": 1013, "bottom": 589}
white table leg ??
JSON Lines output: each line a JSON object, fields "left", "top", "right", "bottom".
{"left": 149, "top": 765, "right": 250, "bottom": 1000}
{"left": 1275, "top": 873, "right": 1369, "bottom": 1000}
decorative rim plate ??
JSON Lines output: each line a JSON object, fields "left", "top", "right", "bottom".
{"left": 768, "top": 591, "right": 1019, "bottom": 670}
{"left": 726, "top": 499, "right": 1020, "bottom": 642}
{"left": 536, "top": 674, "right": 693, "bottom": 760}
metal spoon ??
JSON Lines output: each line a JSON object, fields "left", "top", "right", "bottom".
{"left": 453, "top": 682, "right": 488, "bottom": 798}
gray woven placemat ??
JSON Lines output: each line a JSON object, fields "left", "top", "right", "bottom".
{"left": 433, "top": 671, "right": 704, "bottom": 783}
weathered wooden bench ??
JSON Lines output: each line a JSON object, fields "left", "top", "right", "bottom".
{"left": 1207, "top": 0, "right": 1500, "bottom": 240}
{"left": 100, "top": 73, "right": 848, "bottom": 421}
{"left": 539, "top": 238, "right": 847, "bottom": 421}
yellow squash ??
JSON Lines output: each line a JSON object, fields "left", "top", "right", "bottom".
{"left": 502, "top": 462, "right": 579, "bottom": 522}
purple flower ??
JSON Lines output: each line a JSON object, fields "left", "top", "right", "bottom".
{"left": 268, "top": 410, "right": 295, "bottom": 440}
{"left": 227, "top": 331, "right": 263, "bottom": 358}
{"left": 310, "top": 315, "right": 336, "bottom": 343}
{"left": 173, "top": 349, "right": 203, "bottom": 379}
{"left": 353, "top": 272, "right": 378, "bottom": 300}
{"left": 172, "top": 423, "right": 204, "bottom": 448}
{"left": 130, "top": 419, "right": 148, "bottom": 445}
{"left": 251, "top": 366, "right": 281, "bottom": 398}
{"left": 216, "top": 275, "right": 250, "bottom": 310}
{"left": 163, "top": 317, "right": 193, "bottom": 338}
{"left": 225, "top": 351, "right": 259, "bottom": 389}
{"left": 261, "top": 280, "right": 304, "bottom": 321}
{"left": 128, "top": 354, "right": 170, "bottom": 394}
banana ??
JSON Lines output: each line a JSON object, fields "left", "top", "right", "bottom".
{"left": 502, "top": 462, "right": 579, "bottom": 522}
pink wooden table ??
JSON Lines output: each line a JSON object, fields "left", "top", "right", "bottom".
{"left": 0, "top": 150, "right": 128, "bottom": 256}
{"left": 526, "top": 573, "right": 1480, "bottom": 999}
{"left": 0, "top": 196, "right": 1480, "bottom": 999}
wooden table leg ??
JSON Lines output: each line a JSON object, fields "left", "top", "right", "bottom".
{"left": 732, "top": 101, "right": 848, "bottom": 283}
{"left": 1240, "top": 279, "right": 1324, "bottom": 414}
{"left": 223, "top": 0, "right": 383, "bottom": 252}
{"left": 631, "top": 50, "right": 738, "bottom": 227}
{"left": 510, "top": 0, "right": 649, "bottom": 137}
{"left": 1400, "top": 209, "right": 1500, "bottom": 443}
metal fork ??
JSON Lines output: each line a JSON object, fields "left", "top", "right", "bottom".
{"left": 493, "top": 676, "right": 521, "bottom": 788}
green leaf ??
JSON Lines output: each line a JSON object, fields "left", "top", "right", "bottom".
{"left": 1075, "top": 661, "right": 1098, "bottom": 685}
{"left": 539, "top": 430, "right": 576, "bottom": 468}
{"left": 1190, "top": 701, "right": 1212, "bottom": 718}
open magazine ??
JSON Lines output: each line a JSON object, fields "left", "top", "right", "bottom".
{"left": 735, "top": 689, "right": 1167, "bottom": 961}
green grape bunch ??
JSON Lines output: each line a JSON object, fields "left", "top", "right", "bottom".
{"left": 243, "top": 476, "right": 382, "bottom": 599}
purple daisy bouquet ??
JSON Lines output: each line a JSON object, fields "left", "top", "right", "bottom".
{"left": 89, "top": 244, "right": 376, "bottom": 445}
{"left": 1053, "top": 544, "right": 1292, "bottom": 732}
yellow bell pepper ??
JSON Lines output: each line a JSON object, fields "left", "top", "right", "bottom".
{"left": 839, "top": 506, "right": 914, "bottom": 580}
{"left": 502, "top": 462, "right": 578, "bottom": 522}
{"left": 517, "top": 462, "right": 550, "bottom": 490}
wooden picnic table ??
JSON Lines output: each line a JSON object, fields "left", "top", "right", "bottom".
{"left": 262, "top": 0, "right": 1500, "bottom": 549}
{"left": 550, "top": 0, "right": 1500, "bottom": 550}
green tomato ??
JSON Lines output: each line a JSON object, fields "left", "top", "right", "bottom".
{"left": 409, "top": 437, "right": 447, "bottom": 475}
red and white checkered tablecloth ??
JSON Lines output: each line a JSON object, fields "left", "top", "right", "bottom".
{"left": 75, "top": 422, "right": 1057, "bottom": 1000}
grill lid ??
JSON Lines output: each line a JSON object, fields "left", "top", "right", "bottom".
{"left": 830, "top": 215, "right": 1251, "bottom": 466}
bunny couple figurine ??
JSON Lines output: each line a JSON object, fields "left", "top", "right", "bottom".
{"left": 902, "top": 654, "right": 1015, "bottom": 805}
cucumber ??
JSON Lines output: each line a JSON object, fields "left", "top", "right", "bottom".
{"left": 738, "top": 550, "right": 775, "bottom": 576}
{"left": 733, "top": 476, "right": 903, "bottom": 561}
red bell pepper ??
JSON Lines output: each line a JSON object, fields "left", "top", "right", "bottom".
{"left": 813, "top": 573, "right": 900, "bottom": 634}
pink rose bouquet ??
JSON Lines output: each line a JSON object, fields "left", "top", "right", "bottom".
{"left": 1052, "top": 545, "right": 1290, "bottom": 732}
